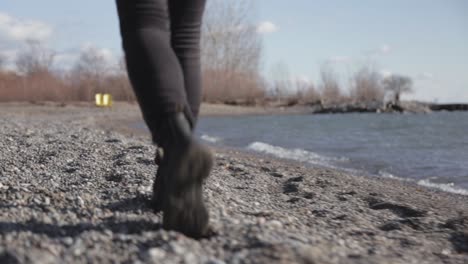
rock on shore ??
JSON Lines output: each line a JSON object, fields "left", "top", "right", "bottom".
{"left": 0, "top": 105, "right": 467, "bottom": 263}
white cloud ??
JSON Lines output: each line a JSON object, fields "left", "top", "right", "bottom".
{"left": 0, "top": 12, "right": 54, "bottom": 70}
{"left": 0, "top": 12, "right": 53, "bottom": 43}
{"left": 50, "top": 43, "right": 119, "bottom": 71}
{"left": 80, "top": 43, "right": 116, "bottom": 64}
{"left": 367, "top": 44, "right": 392, "bottom": 57}
{"left": 380, "top": 69, "right": 392, "bottom": 78}
{"left": 54, "top": 51, "right": 80, "bottom": 69}
{"left": 416, "top": 72, "right": 434, "bottom": 80}
{"left": 378, "top": 44, "right": 391, "bottom": 54}
{"left": 257, "top": 21, "right": 278, "bottom": 34}
{"left": 0, "top": 49, "right": 19, "bottom": 70}
{"left": 327, "top": 56, "right": 351, "bottom": 63}
{"left": 294, "top": 75, "right": 311, "bottom": 84}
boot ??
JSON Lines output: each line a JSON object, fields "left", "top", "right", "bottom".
{"left": 152, "top": 147, "right": 165, "bottom": 212}
{"left": 159, "top": 112, "right": 213, "bottom": 238}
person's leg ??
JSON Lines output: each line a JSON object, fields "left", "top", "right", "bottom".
{"left": 153, "top": 0, "right": 207, "bottom": 211}
{"left": 169, "top": 0, "right": 206, "bottom": 125}
{"left": 116, "top": 0, "right": 212, "bottom": 238}
{"left": 116, "top": 0, "right": 192, "bottom": 143}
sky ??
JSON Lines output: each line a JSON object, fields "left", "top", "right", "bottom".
{"left": 0, "top": 0, "right": 467, "bottom": 103}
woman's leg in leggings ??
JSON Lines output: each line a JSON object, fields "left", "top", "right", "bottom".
{"left": 116, "top": 0, "right": 192, "bottom": 144}
{"left": 169, "top": 0, "right": 206, "bottom": 125}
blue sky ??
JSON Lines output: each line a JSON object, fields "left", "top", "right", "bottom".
{"left": 0, "top": 0, "right": 467, "bottom": 102}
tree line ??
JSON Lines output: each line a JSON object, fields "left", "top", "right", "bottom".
{"left": 0, "top": 0, "right": 413, "bottom": 106}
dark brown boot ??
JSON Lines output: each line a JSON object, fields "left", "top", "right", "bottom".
{"left": 159, "top": 112, "right": 212, "bottom": 238}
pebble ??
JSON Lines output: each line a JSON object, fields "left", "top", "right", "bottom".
{"left": 76, "top": 197, "right": 85, "bottom": 207}
{"left": 148, "top": 247, "right": 166, "bottom": 259}
{"left": 63, "top": 237, "right": 74, "bottom": 246}
{"left": 268, "top": 220, "right": 283, "bottom": 229}
{"left": 169, "top": 242, "right": 185, "bottom": 255}
{"left": 257, "top": 217, "right": 266, "bottom": 225}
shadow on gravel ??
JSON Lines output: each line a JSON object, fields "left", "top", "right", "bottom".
{"left": 365, "top": 196, "right": 427, "bottom": 218}
{"left": 103, "top": 195, "right": 153, "bottom": 212}
{"left": 449, "top": 232, "right": 468, "bottom": 254}
{"left": 0, "top": 218, "right": 161, "bottom": 238}
{"left": 441, "top": 215, "right": 468, "bottom": 254}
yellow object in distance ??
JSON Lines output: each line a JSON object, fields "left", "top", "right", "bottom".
{"left": 102, "top": 94, "right": 113, "bottom": 107}
{"left": 95, "top": 93, "right": 103, "bottom": 106}
{"left": 95, "top": 93, "right": 113, "bottom": 107}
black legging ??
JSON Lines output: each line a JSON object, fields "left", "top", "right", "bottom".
{"left": 116, "top": 0, "right": 206, "bottom": 143}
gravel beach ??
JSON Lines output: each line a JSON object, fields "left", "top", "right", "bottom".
{"left": 0, "top": 103, "right": 467, "bottom": 263}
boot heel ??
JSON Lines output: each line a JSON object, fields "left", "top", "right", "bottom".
{"left": 162, "top": 141, "right": 213, "bottom": 238}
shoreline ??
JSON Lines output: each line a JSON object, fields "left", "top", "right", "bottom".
{"left": 0, "top": 101, "right": 468, "bottom": 116}
{"left": 0, "top": 101, "right": 314, "bottom": 117}
{"left": 3, "top": 100, "right": 467, "bottom": 119}
{"left": 1, "top": 103, "right": 467, "bottom": 263}
{"left": 2, "top": 102, "right": 467, "bottom": 197}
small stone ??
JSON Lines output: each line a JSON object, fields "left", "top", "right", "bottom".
{"left": 148, "top": 248, "right": 166, "bottom": 259}
{"left": 337, "top": 239, "right": 346, "bottom": 246}
{"left": 256, "top": 216, "right": 266, "bottom": 225}
{"left": 160, "top": 232, "right": 170, "bottom": 241}
{"left": 63, "top": 237, "right": 74, "bottom": 246}
{"left": 103, "top": 229, "right": 113, "bottom": 237}
{"left": 72, "top": 240, "right": 84, "bottom": 256}
{"left": 76, "top": 197, "right": 85, "bottom": 207}
{"left": 183, "top": 252, "right": 197, "bottom": 263}
{"left": 441, "top": 249, "right": 451, "bottom": 255}
{"left": 4, "top": 234, "right": 14, "bottom": 243}
{"left": 268, "top": 220, "right": 283, "bottom": 229}
{"left": 169, "top": 242, "right": 185, "bottom": 255}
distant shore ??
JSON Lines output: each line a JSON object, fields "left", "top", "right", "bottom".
{"left": 1, "top": 100, "right": 466, "bottom": 120}
{"left": 1, "top": 100, "right": 467, "bottom": 119}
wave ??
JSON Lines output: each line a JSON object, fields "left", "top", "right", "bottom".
{"left": 417, "top": 180, "right": 468, "bottom": 196}
{"left": 378, "top": 171, "right": 411, "bottom": 181}
{"left": 380, "top": 171, "right": 468, "bottom": 196}
{"left": 246, "top": 141, "right": 344, "bottom": 167}
{"left": 247, "top": 143, "right": 468, "bottom": 196}
{"left": 200, "top": 134, "right": 222, "bottom": 143}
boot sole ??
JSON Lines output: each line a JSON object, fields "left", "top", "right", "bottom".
{"left": 162, "top": 142, "right": 213, "bottom": 238}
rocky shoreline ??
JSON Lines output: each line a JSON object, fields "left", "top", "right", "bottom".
{"left": 0, "top": 104, "right": 467, "bottom": 263}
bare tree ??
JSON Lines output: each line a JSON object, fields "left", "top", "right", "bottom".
{"left": 383, "top": 74, "right": 413, "bottom": 104}
{"left": 201, "top": 0, "right": 264, "bottom": 103}
{"left": 73, "top": 46, "right": 109, "bottom": 79}
{"left": 269, "top": 61, "right": 291, "bottom": 99}
{"left": 71, "top": 46, "right": 110, "bottom": 100}
{"left": 0, "top": 53, "right": 6, "bottom": 71}
{"left": 15, "top": 39, "right": 55, "bottom": 75}
{"left": 295, "top": 80, "right": 320, "bottom": 104}
{"left": 319, "top": 65, "right": 342, "bottom": 105}
{"left": 106, "top": 54, "right": 134, "bottom": 101}
{"left": 349, "top": 66, "right": 384, "bottom": 103}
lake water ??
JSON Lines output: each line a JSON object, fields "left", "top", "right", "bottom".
{"left": 136, "top": 112, "right": 468, "bottom": 195}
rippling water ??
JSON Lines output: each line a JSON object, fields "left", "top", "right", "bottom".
{"left": 194, "top": 112, "right": 468, "bottom": 195}
{"left": 134, "top": 112, "right": 468, "bottom": 194}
